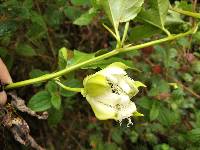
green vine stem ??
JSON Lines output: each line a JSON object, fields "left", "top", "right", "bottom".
{"left": 170, "top": 7, "right": 200, "bottom": 19}
{"left": 5, "top": 26, "right": 198, "bottom": 90}
{"left": 55, "top": 80, "right": 82, "bottom": 93}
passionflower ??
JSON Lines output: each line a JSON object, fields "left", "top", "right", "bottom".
{"left": 81, "top": 62, "right": 146, "bottom": 123}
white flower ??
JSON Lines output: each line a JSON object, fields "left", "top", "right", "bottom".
{"left": 81, "top": 62, "right": 146, "bottom": 123}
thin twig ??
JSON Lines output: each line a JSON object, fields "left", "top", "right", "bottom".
{"left": 167, "top": 76, "right": 200, "bottom": 100}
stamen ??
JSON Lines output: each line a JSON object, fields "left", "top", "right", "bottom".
{"left": 119, "top": 120, "right": 122, "bottom": 126}
{"left": 107, "top": 78, "right": 126, "bottom": 95}
{"left": 127, "top": 117, "right": 133, "bottom": 127}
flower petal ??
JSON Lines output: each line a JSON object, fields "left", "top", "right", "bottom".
{"left": 124, "top": 76, "right": 140, "bottom": 97}
{"left": 99, "top": 67, "right": 126, "bottom": 77}
{"left": 116, "top": 101, "right": 137, "bottom": 121}
{"left": 87, "top": 92, "right": 120, "bottom": 107}
{"left": 108, "top": 62, "right": 130, "bottom": 70}
{"left": 87, "top": 97, "right": 117, "bottom": 120}
{"left": 134, "top": 81, "right": 146, "bottom": 88}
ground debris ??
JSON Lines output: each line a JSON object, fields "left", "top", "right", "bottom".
{"left": 0, "top": 92, "right": 48, "bottom": 150}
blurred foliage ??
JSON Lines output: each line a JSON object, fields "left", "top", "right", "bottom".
{"left": 1, "top": 0, "right": 200, "bottom": 150}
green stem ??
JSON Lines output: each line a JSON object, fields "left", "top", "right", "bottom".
{"left": 103, "top": 24, "right": 121, "bottom": 48}
{"left": 5, "top": 50, "right": 118, "bottom": 90}
{"left": 55, "top": 80, "right": 82, "bottom": 92}
{"left": 114, "top": 26, "right": 121, "bottom": 48}
{"left": 122, "top": 26, "right": 197, "bottom": 53}
{"left": 170, "top": 7, "right": 200, "bottom": 19}
{"left": 5, "top": 26, "right": 197, "bottom": 90}
{"left": 102, "top": 24, "right": 118, "bottom": 40}
{"left": 121, "top": 22, "right": 129, "bottom": 46}
{"left": 162, "top": 28, "right": 171, "bottom": 36}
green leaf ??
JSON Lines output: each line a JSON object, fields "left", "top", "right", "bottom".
{"left": 73, "top": 8, "right": 97, "bottom": 26}
{"left": 27, "top": 23, "right": 46, "bottom": 40}
{"left": 129, "top": 130, "right": 139, "bottom": 143}
{"left": 89, "top": 133, "right": 103, "bottom": 149}
{"left": 195, "top": 111, "right": 200, "bottom": 128}
{"left": 23, "top": 0, "right": 33, "bottom": 10}
{"left": 51, "top": 93, "right": 61, "bottom": 110}
{"left": 46, "top": 9, "right": 63, "bottom": 27}
{"left": 28, "top": 91, "right": 52, "bottom": 112}
{"left": 30, "top": 11, "right": 46, "bottom": 28}
{"left": 68, "top": 50, "right": 95, "bottom": 67}
{"left": 150, "top": 101, "right": 160, "bottom": 121}
{"left": 145, "top": 133, "right": 158, "bottom": 144}
{"left": 85, "top": 56, "right": 136, "bottom": 69}
{"left": 176, "top": 1, "right": 193, "bottom": 11}
{"left": 182, "top": 73, "right": 193, "bottom": 82}
{"left": 48, "top": 107, "right": 64, "bottom": 126}
{"left": 9, "top": 6, "right": 30, "bottom": 19}
{"left": 101, "top": 0, "right": 144, "bottom": 30}
{"left": 138, "top": 0, "right": 169, "bottom": 31}
{"left": 187, "top": 128, "right": 200, "bottom": 143}
{"left": 192, "top": 61, "right": 200, "bottom": 73}
{"left": 60, "top": 78, "right": 81, "bottom": 97}
{"left": 3, "top": 55, "right": 13, "bottom": 71}
{"left": 137, "top": 96, "right": 153, "bottom": 110}
{"left": 129, "top": 24, "right": 161, "bottom": 41}
{"left": 111, "top": 128, "right": 123, "bottom": 144}
{"left": 0, "top": 47, "right": 8, "bottom": 58}
{"left": 154, "top": 143, "right": 172, "bottom": 150}
{"left": 158, "top": 107, "right": 179, "bottom": 127}
{"left": 71, "top": 0, "right": 91, "bottom": 6}
{"left": 58, "top": 47, "right": 68, "bottom": 69}
{"left": 29, "top": 69, "right": 49, "bottom": 87}
{"left": 193, "top": 80, "right": 200, "bottom": 94}
{"left": 165, "top": 10, "right": 184, "bottom": 25}
{"left": 148, "top": 79, "right": 170, "bottom": 97}
{"left": 63, "top": 6, "right": 82, "bottom": 21}
{"left": 0, "top": 21, "right": 17, "bottom": 37}
{"left": 16, "top": 44, "right": 36, "bottom": 56}
{"left": 104, "top": 143, "right": 119, "bottom": 150}
{"left": 46, "top": 81, "right": 58, "bottom": 93}
{"left": 194, "top": 31, "right": 200, "bottom": 42}
{"left": 177, "top": 37, "right": 190, "bottom": 47}
{"left": 29, "top": 69, "right": 49, "bottom": 78}
{"left": 55, "top": 0, "right": 66, "bottom": 6}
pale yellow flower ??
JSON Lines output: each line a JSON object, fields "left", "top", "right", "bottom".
{"left": 82, "top": 62, "right": 145, "bottom": 123}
